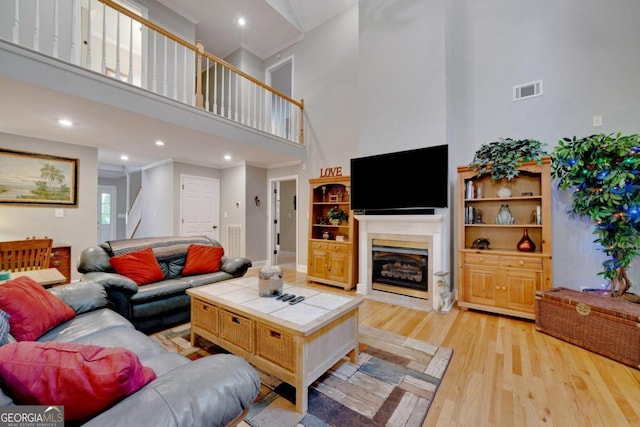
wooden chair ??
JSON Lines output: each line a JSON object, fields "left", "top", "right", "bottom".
{"left": 0, "top": 238, "right": 53, "bottom": 272}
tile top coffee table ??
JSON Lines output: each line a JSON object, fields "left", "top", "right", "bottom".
{"left": 187, "top": 277, "right": 363, "bottom": 414}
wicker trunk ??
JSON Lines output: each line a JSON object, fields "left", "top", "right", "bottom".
{"left": 535, "top": 287, "right": 640, "bottom": 368}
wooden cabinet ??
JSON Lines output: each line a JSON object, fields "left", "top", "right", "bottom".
{"left": 50, "top": 244, "right": 71, "bottom": 284}
{"left": 307, "top": 176, "right": 358, "bottom": 290}
{"left": 457, "top": 158, "right": 552, "bottom": 319}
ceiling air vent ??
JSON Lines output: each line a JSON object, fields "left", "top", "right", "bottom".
{"left": 513, "top": 80, "right": 543, "bottom": 101}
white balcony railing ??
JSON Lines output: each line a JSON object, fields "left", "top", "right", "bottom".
{"left": 1, "top": 0, "right": 304, "bottom": 144}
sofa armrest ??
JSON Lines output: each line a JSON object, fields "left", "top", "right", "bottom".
{"left": 220, "top": 256, "right": 252, "bottom": 277}
{"left": 80, "top": 273, "right": 138, "bottom": 320}
{"left": 49, "top": 281, "right": 109, "bottom": 314}
{"left": 81, "top": 272, "right": 138, "bottom": 294}
{"left": 83, "top": 354, "right": 260, "bottom": 427}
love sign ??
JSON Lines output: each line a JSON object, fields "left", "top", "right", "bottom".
{"left": 319, "top": 167, "right": 343, "bottom": 178}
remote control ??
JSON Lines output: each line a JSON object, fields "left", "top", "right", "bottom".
{"left": 289, "top": 296, "right": 305, "bottom": 305}
{"left": 281, "top": 294, "right": 296, "bottom": 302}
{"left": 276, "top": 293, "right": 290, "bottom": 301}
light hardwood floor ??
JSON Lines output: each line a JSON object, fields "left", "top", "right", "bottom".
{"left": 246, "top": 267, "right": 640, "bottom": 427}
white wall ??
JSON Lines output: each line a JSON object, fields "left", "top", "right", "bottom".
{"left": 0, "top": 133, "right": 98, "bottom": 281}
{"left": 359, "top": 0, "right": 447, "bottom": 156}
{"left": 139, "top": 161, "right": 174, "bottom": 237}
{"left": 448, "top": 0, "right": 640, "bottom": 293}
{"left": 273, "top": 0, "right": 640, "bottom": 293}
{"left": 245, "top": 165, "right": 268, "bottom": 264}
{"left": 265, "top": 5, "right": 359, "bottom": 267}
{"left": 220, "top": 165, "right": 246, "bottom": 252}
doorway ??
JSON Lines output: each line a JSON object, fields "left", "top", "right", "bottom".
{"left": 266, "top": 56, "right": 293, "bottom": 139}
{"left": 179, "top": 175, "right": 220, "bottom": 241}
{"left": 269, "top": 177, "right": 297, "bottom": 269}
{"left": 97, "top": 185, "right": 117, "bottom": 243}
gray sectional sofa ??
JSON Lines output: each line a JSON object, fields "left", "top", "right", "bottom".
{"left": 77, "top": 236, "right": 252, "bottom": 334}
{"left": 0, "top": 281, "right": 260, "bottom": 426}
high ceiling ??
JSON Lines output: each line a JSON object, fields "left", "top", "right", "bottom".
{"left": 158, "top": 0, "right": 357, "bottom": 59}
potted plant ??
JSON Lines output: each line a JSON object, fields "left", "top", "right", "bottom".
{"left": 551, "top": 133, "right": 640, "bottom": 298}
{"left": 327, "top": 206, "right": 348, "bottom": 225}
{"left": 470, "top": 138, "right": 547, "bottom": 181}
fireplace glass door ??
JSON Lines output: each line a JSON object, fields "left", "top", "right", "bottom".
{"left": 371, "top": 239, "right": 429, "bottom": 299}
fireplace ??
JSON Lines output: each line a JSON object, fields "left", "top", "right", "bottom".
{"left": 371, "top": 239, "right": 429, "bottom": 299}
{"left": 355, "top": 214, "right": 449, "bottom": 312}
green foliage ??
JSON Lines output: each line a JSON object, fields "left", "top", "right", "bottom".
{"left": 470, "top": 138, "right": 547, "bottom": 181}
{"left": 327, "top": 206, "right": 347, "bottom": 221}
{"left": 551, "top": 133, "right": 640, "bottom": 295}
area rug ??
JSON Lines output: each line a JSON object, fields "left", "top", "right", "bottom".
{"left": 151, "top": 324, "right": 453, "bottom": 427}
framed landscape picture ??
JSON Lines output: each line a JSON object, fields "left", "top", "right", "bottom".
{"left": 0, "top": 148, "right": 79, "bottom": 207}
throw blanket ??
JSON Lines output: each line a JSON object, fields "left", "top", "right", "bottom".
{"left": 102, "top": 236, "right": 219, "bottom": 262}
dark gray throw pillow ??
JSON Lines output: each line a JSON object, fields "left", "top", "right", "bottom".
{"left": 0, "top": 309, "right": 10, "bottom": 346}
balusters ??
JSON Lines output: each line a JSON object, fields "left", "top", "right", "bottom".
{"left": 252, "top": 83, "right": 257, "bottom": 128}
{"left": 70, "top": 0, "right": 79, "bottom": 63}
{"left": 115, "top": 10, "right": 121, "bottom": 80}
{"left": 128, "top": 18, "right": 133, "bottom": 84}
{"left": 162, "top": 36, "right": 167, "bottom": 96}
{"left": 151, "top": 32, "right": 157, "bottom": 92}
{"left": 227, "top": 68, "right": 232, "bottom": 119}
{"left": 52, "top": 0, "right": 59, "bottom": 58}
{"left": 12, "top": 0, "right": 19, "bottom": 44}
{"left": 4, "top": 0, "right": 303, "bottom": 144}
{"left": 208, "top": 59, "right": 213, "bottom": 113}
{"left": 172, "top": 41, "right": 177, "bottom": 100}
{"left": 220, "top": 64, "right": 225, "bottom": 117}
{"left": 183, "top": 47, "right": 188, "bottom": 104}
{"left": 101, "top": 1, "right": 106, "bottom": 74}
{"left": 234, "top": 73, "right": 239, "bottom": 121}
{"left": 85, "top": 0, "right": 92, "bottom": 68}
{"left": 33, "top": 0, "right": 40, "bottom": 51}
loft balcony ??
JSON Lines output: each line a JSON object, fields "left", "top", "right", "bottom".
{"left": 0, "top": 0, "right": 305, "bottom": 170}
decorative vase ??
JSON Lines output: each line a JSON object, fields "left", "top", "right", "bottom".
{"left": 517, "top": 228, "right": 536, "bottom": 252}
{"left": 330, "top": 219, "right": 341, "bottom": 226}
{"left": 495, "top": 204, "right": 515, "bottom": 224}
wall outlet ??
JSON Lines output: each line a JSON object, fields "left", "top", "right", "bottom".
{"left": 54, "top": 209, "right": 64, "bottom": 218}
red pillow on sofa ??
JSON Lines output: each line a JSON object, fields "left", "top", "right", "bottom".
{"left": 109, "top": 247, "right": 165, "bottom": 285}
{"left": 182, "top": 244, "right": 224, "bottom": 276}
{"left": 0, "top": 341, "right": 157, "bottom": 421}
{"left": 0, "top": 276, "right": 76, "bottom": 341}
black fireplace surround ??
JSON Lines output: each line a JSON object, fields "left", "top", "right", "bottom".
{"left": 371, "top": 244, "right": 428, "bottom": 298}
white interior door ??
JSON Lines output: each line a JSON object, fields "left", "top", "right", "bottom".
{"left": 97, "top": 185, "right": 117, "bottom": 243}
{"left": 180, "top": 175, "right": 220, "bottom": 240}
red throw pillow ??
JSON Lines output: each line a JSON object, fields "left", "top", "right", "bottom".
{"left": 109, "top": 247, "right": 164, "bottom": 285}
{"left": 182, "top": 244, "right": 224, "bottom": 276}
{"left": 0, "top": 341, "right": 157, "bottom": 421}
{"left": 0, "top": 276, "right": 76, "bottom": 341}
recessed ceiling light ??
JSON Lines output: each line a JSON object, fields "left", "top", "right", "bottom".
{"left": 238, "top": 17, "right": 246, "bottom": 26}
{"left": 58, "top": 119, "right": 73, "bottom": 127}
{"left": 224, "top": 154, "right": 232, "bottom": 161}
{"left": 120, "top": 155, "right": 129, "bottom": 161}
{"left": 155, "top": 140, "right": 165, "bottom": 146}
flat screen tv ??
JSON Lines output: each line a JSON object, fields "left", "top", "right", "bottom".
{"left": 350, "top": 145, "right": 448, "bottom": 213}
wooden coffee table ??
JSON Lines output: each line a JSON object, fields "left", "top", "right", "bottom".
{"left": 187, "top": 277, "right": 363, "bottom": 414}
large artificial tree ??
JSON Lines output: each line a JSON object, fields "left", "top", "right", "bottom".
{"left": 551, "top": 133, "right": 640, "bottom": 297}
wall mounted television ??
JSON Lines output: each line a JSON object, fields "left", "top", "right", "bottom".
{"left": 350, "top": 144, "right": 448, "bottom": 214}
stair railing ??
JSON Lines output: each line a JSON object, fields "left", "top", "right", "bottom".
{"left": 2, "top": 0, "right": 304, "bottom": 144}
